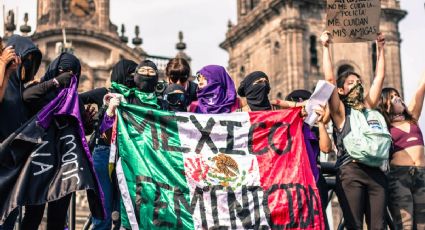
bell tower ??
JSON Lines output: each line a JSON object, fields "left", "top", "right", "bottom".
{"left": 32, "top": 0, "right": 145, "bottom": 91}
{"left": 36, "top": 0, "right": 117, "bottom": 37}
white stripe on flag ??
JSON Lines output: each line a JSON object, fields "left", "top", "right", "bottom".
{"left": 116, "top": 158, "right": 139, "bottom": 230}
{"left": 176, "top": 112, "right": 268, "bottom": 228}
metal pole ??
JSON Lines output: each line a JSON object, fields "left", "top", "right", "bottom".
{"left": 17, "top": 206, "right": 22, "bottom": 230}
{"left": 69, "top": 193, "right": 76, "bottom": 230}
{"left": 82, "top": 214, "right": 92, "bottom": 230}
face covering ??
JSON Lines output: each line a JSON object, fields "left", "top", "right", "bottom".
{"left": 163, "top": 84, "right": 187, "bottom": 112}
{"left": 21, "top": 58, "right": 36, "bottom": 82}
{"left": 110, "top": 59, "right": 138, "bottom": 87}
{"left": 196, "top": 65, "right": 236, "bottom": 114}
{"left": 391, "top": 96, "right": 405, "bottom": 115}
{"left": 237, "top": 71, "right": 271, "bottom": 111}
{"left": 134, "top": 60, "right": 159, "bottom": 93}
{"left": 134, "top": 75, "right": 157, "bottom": 93}
{"left": 41, "top": 52, "right": 81, "bottom": 83}
{"left": 246, "top": 82, "right": 271, "bottom": 111}
{"left": 342, "top": 83, "right": 364, "bottom": 110}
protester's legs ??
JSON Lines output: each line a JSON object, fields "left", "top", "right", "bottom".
{"left": 112, "top": 180, "right": 121, "bottom": 230}
{"left": 0, "top": 209, "right": 19, "bottom": 230}
{"left": 335, "top": 162, "right": 367, "bottom": 230}
{"left": 387, "top": 166, "right": 414, "bottom": 230}
{"left": 21, "top": 205, "right": 46, "bottom": 230}
{"left": 46, "top": 193, "right": 72, "bottom": 230}
{"left": 91, "top": 145, "right": 112, "bottom": 230}
{"left": 317, "top": 172, "right": 330, "bottom": 230}
{"left": 364, "top": 166, "right": 387, "bottom": 230}
{"left": 413, "top": 167, "right": 425, "bottom": 230}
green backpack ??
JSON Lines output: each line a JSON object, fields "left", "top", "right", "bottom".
{"left": 343, "top": 108, "right": 392, "bottom": 167}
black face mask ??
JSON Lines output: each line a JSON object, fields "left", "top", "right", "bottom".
{"left": 21, "top": 58, "right": 36, "bottom": 82}
{"left": 164, "top": 92, "right": 187, "bottom": 112}
{"left": 246, "top": 82, "right": 272, "bottom": 111}
{"left": 134, "top": 75, "right": 158, "bottom": 93}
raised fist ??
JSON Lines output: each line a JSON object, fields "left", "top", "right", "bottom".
{"left": 320, "top": 31, "right": 332, "bottom": 47}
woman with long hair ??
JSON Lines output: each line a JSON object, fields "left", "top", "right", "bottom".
{"left": 379, "top": 74, "right": 425, "bottom": 229}
{"left": 321, "top": 30, "right": 389, "bottom": 229}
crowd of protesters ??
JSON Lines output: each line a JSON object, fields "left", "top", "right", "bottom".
{"left": 0, "top": 30, "right": 424, "bottom": 230}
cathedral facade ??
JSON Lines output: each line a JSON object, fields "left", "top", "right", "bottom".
{"left": 220, "top": 0, "right": 406, "bottom": 99}
{"left": 4, "top": 0, "right": 190, "bottom": 92}
{"left": 33, "top": 0, "right": 149, "bottom": 91}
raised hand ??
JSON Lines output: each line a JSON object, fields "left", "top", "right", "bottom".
{"left": 320, "top": 31, "right": 332, "bottom": 47}
{"left": 0, "top": 46, "right": 17, "bottom": 66}
{"left": 84, "top": 104, "right": 96, "bottom": 124}
{"left": 106, "top": 96, "right": 120, "bottom": 117}
{"left": 376, "top": 32, "right": 385, "bottom": 50}
{"left": 314, "top": 106, "right": 325, "bottom": 123}
{"left": 55, "top": 72, "right": 73, "bottom": 88}
{"left": 7, "top": 55, "right": 21, "bottom": 74}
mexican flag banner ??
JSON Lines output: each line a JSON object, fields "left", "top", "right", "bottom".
{"left": 114, "top": 103, "right": 324, "bottom": 230}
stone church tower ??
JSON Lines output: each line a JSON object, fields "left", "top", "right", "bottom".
{"left": 31, "top": 0, "right": 147, "bottom": 91}
{"left": 220, "top": 0, "right": 406, "bottom": 99}
{"left": 17, "top": 0, "right": 187, "bottom": 92}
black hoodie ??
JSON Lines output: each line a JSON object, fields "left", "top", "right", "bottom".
{"left": 79, "top": 59, "right": 138, "bottom": 146}
{"left": 23, "top": 52, "right": 81, "bottom": 115}
{"left": 0, "top": 35, "right": 42, "bottom": 142}
{"left": 80, "top": 59, "right": 137, "bottom": 108}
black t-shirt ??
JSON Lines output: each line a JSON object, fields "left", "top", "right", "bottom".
{"left": 332, "top": 106, "right": 354, "bottom": 168}
{"left": 79, "top": 87, "right": 108, "bottom": 110}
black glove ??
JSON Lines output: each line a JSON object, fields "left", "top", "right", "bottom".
{"left": 55, "top": 72, "right": 73, "bottom": 88}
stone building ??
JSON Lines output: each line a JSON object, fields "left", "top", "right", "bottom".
{"left": 220, "top": 0, "right": 406, "bottom": 99}
{"left": 3, "top": 0, "right": 191, "bottom": 92}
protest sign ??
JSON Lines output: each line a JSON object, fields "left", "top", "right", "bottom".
{"left": 326, "top": 0, "right": 381, "bottom": 43}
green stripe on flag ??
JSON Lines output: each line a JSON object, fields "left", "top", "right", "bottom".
{"left": 117, "top": 103, "right": 194, "bottom": 229}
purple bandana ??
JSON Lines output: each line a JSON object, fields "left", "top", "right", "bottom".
{"left": 302, "top": 124, "right": 320, "bottom": 182}
{"left": 196, "top": 65, "right": 237, "bottom": 114}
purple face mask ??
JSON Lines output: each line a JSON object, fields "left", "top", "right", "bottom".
{"left": 196, "top": 65, "right": 237, "bottom": 114}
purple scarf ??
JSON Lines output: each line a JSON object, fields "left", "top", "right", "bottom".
{"left": 303, "top": 124, "right": 320, "bottom": 182}
{"left": 196, "top": 65, "right": 236, "bottom": 114}
{"left": 36, "top": 75, "right": 105, "bottom": 216}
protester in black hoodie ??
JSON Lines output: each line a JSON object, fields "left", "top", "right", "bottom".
{"left": 20, "top": 52, "right": 88, "bottom": 230}
{"left": 80, "top": 59, "right": 138, "bottom": 230}
{"left": 0, "top": 35, "right": 42, "bottom": 230}
{"left": 0, "top": 35, "right": 42, "bottom": 142}
{"left": 0, "top": 45, "right": 20, "bottom": 102}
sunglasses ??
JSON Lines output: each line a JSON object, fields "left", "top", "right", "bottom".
{"left": 166, "top": 93, "right": 186, "bottom": 106}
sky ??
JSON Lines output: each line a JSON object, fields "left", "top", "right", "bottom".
{"left": 0, "top": 0, "right": 424, "bottom": 128}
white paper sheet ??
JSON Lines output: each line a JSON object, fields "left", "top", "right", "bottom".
{"left": 304, "top": 80, "right": 335, "bottom": 126}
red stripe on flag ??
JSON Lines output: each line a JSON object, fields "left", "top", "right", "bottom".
{"left": 249, "top": 108, "right": 324, "bottom": 229}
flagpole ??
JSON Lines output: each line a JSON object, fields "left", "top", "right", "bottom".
{"left": 68, "top": 193, "right": 76, "bottom": 230}
{"left": 17, "top": 207, "right": 22, "bottom": 230}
